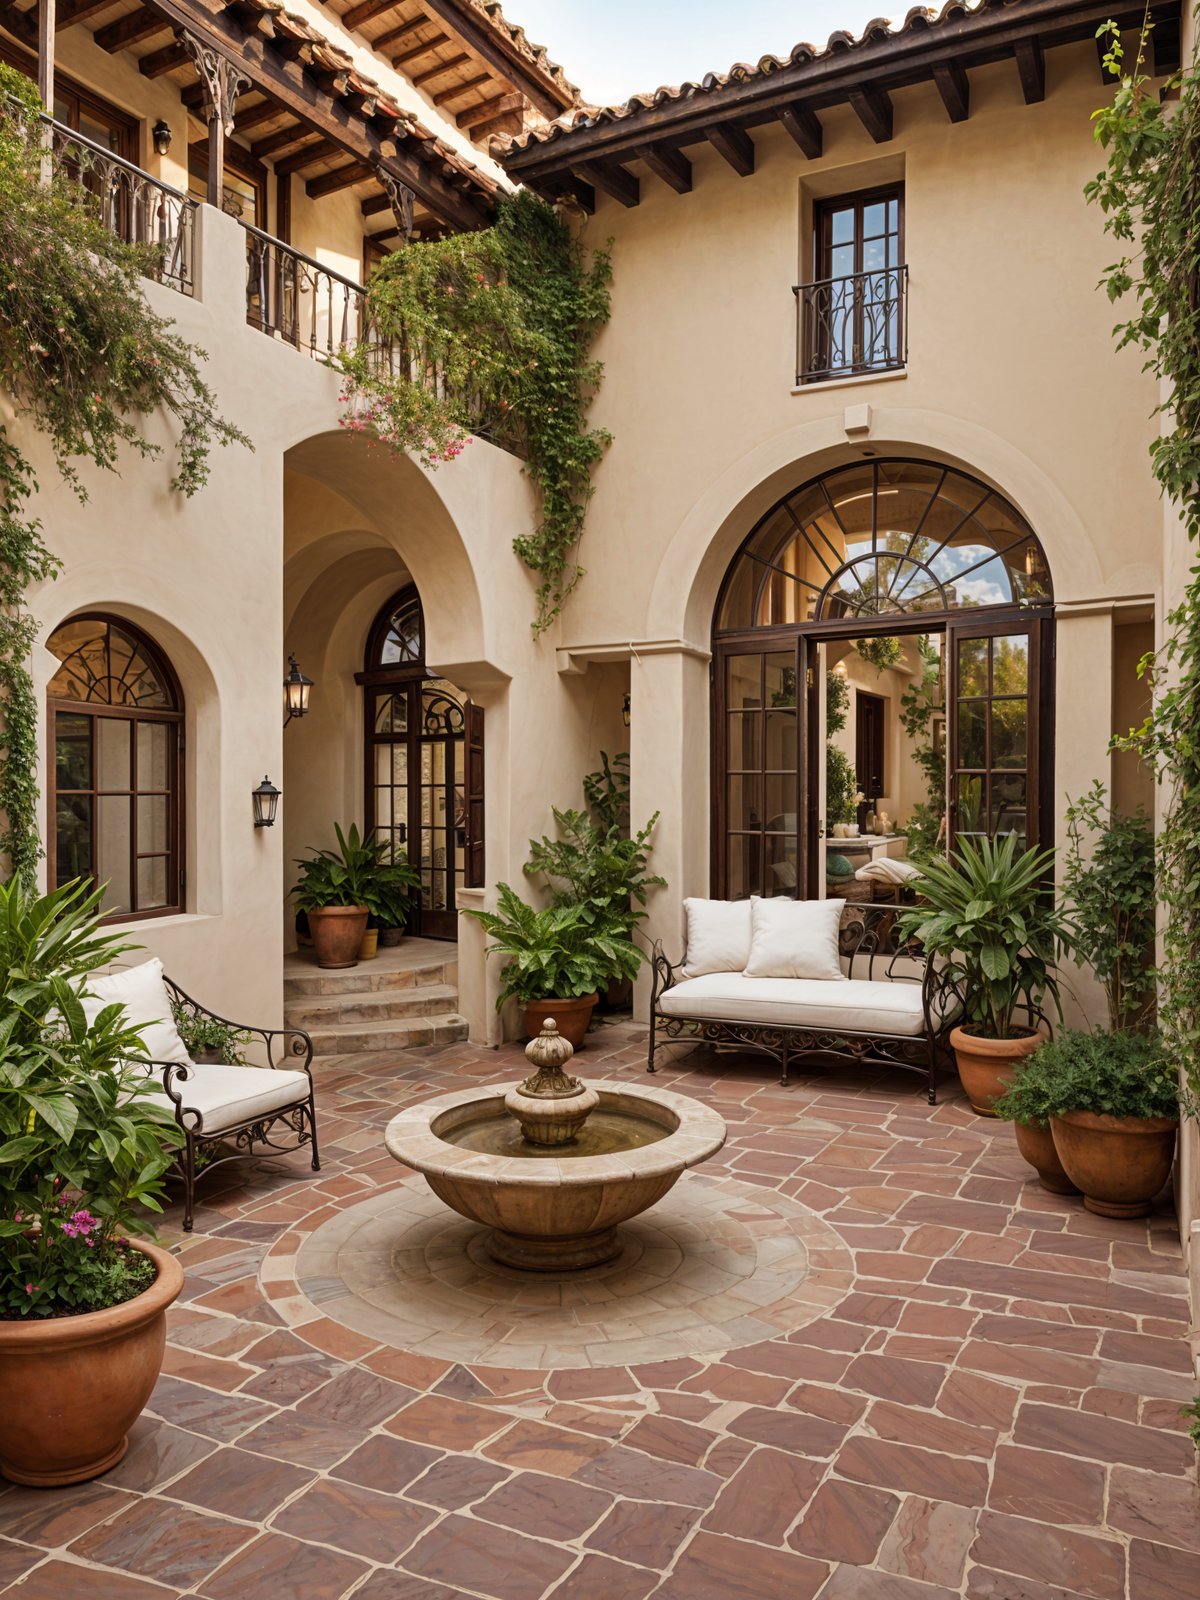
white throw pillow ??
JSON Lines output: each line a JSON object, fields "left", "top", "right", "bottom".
{"left": 744, "top": 897, "right": 846, "bottom": 981}
{"left": 80, "top": 957, "right": 191, "bottom": 1065}
{"left": 682, "top": 898, "right": 753, "bottom": 977}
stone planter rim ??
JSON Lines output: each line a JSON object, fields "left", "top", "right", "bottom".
{"left": 386, "top": 1080, "right": 726, "bottom": 1188}
{"left": 0, "top": 1238, "right": 183, "bottom": 1353}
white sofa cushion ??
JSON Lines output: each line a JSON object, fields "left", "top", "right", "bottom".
{"left": 81, "top": 958, "right": 191, "bottom": 1066}
{"left": 659, "top": 973, "right": 944, "bottom": 1037}
{"left": 149, "top": 1064, "right": 312, "bottom": 1133}
{"left": 682, "top": 897, "right": 753, "bottom": 977}
{"left": 744, "top": 897, "right": 845, "bottom": 981}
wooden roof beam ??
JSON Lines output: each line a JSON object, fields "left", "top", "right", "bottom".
{"left": 635, "top": 142, "right": 691, "bottom": 194}
{"left": 932, "top": 60, "right": 969, "bottom": 123}
{"left": 433, "top": 71, "right": 491, "bottom": 104}
{"left": 56, "top": 0, "right": 124, "bottom": 27}
{"left": 250, "top": 121, "right": 309, "bottom": 159}
{"left": 417, "top": 0, "right": 572, "bottom": 117}
{"left": 139, "top": 38, "right": 189, "bottom": 78}
{"left": 1013, "top": 37, "right": 1045, "bottom": 103}
{"left": 849, "top": 83, "right": 893, "bottom": 143}
{"left": 778, "top": 102, "right": 822, "bottom": 159}
{"left": 361, "top": 191, "right": 391, "bottom": 216}
{"left": 275, "top": 136, "right": 339, "bottom": 175}
{"left": 574, "top": 158, "right": 638, "bottom": 208}
{"left": 306, "top": 160, "right": 372, "bottom": 197}
{"left": 342, "top": 0, "right": 399, "bottom": 29}
{"left": 457, "top": 89, "right": 522, "bottom": 129}
{"left": 705, "top": 122, "right": 754, "bottom": 176}
{"left": 412, "top": 51, "right": 469, "bottom": 85}
{"left": 393, "top": 31, "right": 450, "bottom": 67}
{"left": 94, "top": 6, "right": 168, "bottom": 51}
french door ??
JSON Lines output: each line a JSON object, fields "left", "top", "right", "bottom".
{"left": 365, "top": 674, "right": 475, "bottom": 941}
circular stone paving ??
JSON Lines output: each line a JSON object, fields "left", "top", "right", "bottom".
{"left": 270, "top": 1172, "right": 855, "bottom": 1369}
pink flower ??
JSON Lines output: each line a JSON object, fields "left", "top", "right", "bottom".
{"left": 24, "top": 1284, "right": 35, "bottom": 1294}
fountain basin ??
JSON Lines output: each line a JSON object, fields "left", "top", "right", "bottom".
{"left": 385, "top": 1081, "right": 727, "bottom": 1271}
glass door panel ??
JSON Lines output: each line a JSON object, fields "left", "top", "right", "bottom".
{"left": 948, "top": 622, "right": 1039, "bottom": 853}
{"left": 717, "top": 647, "right": 799, "bottom": 898}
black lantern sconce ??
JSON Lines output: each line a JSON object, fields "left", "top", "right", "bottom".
{"left": 252, "top": 775, "right": 280, "bottom": 828}
{"left": 151, "top": 119, "right": 172, "bottom": 157}
{"left": 284, "top": 655, "right": 313, "bottom": 726}
{"left": 621, "top": 692, "right": 631, "bottom": 728}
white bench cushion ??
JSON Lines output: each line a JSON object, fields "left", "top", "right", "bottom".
{"left": 681, "top": 897, "right": 753, "bottom": 977}
{"left": 81, "top": 958, "right": 191, "bottom": 1066}
{"left": 659, "top": 974, "right": 937, "bottom": 1037}
{"left": 744, "top": 897, "right": 845, "bottom": 981}
{"left": 148, "top": 1064, "right": 312, "bottom": 1133}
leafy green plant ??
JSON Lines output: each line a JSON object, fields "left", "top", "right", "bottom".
{"left": 462, "top": 883, "right": 641, "bottom": 1007}
{"left": 0, "top": 70, "right": 248, "bottom": 887}
{"left": 898, "top": 634, "right": 946, "bottom": 864}
{"left": 292, "top": 824, "right": 420, "bottom": 923}
{"left": 1088, "top": 16, "right": 1200, "bottom": 1097}
{"left": 0, "top": 877, "right": 184, "bottom": 1319}
{"left": 1182, "top": 1396, "right": 1200, "bottom": 1450}
{"left": 170, "top": 1007, "right": 250, "bottom": 1065}
{"left": 899, "top": 834, "right": 1074, "bottom": 1038}
{"left": 854, "top": 635, "right": 903, "bottom": 673}
{"left": 1062, "top": 781, "right": 1156, "bottom": 1031}
{"left": 339, "top": 189, "right": 612, "bottom": 633}
{"left": 993, "top": 1029, "right": 1180, "bottom": 1125}
{"left": 582, "top": 751, "right": 630, "bottom": 833}
{"left": 826, "top": 745, "right": 859, "bottom": 827}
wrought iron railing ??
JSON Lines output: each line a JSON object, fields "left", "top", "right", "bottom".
{"left": 241, "top": 223, "right": 371, "bottom": 362}
{"left": 794, "top": 264, "right": 908, "bottom": 384}
{"left": 36, "top": 110, "right": 196, "bottom": 296}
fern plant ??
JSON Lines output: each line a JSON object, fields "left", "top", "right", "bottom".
{"left": 461, "top": 884, "right": 641, "bottom": 1007}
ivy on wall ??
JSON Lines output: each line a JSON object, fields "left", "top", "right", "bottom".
{"left": 1086, "top": 15, "right": 1200, "bottom": 1101}
{"left": 337, "top": 189, "right": 612, "bottom": 635}
{"left": 0, "top": 66, "right": 248, "bottom": 884}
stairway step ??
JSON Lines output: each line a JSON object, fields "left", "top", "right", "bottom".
{"left": 285, "top": 984, "right": 459, "bottom": 1029}
{"left": 284, "top": 960, "right": 452, "bottom": 999}
{"left": 306, "top": 1013, "right": 469, "bottom": 1058}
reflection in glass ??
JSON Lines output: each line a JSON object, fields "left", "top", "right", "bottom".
{"left": 956, "top": 700, "right": 986, "bottom": 770}
{"left": 956, "top": 638, "right": 988, "bottom": 697}
{"left": 992, "top": 701, "right": 1028, "bottom": 768}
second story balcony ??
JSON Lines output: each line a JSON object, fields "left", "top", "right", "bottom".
{"left": 794, "top": 264, "right": 908, "bottom": 387}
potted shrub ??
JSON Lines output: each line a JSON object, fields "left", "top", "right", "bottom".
{"left": 363, "top": 839, "right": 421, "bottom": 959}
{"left": 991, "top": 1055, "right": 1080, "bottom": 1195}
{"left": 0, "top": 878, "right": 186, "bottom": 1487}
{"left": 462, "top": 883, "right": 642, "bottom": 1047}
{"left": 293, "top": 824, "right": 419, "bottom": 969}
{"left": 171, "top": 1005, "right": 250, "bottom": 1065}
{"left": 1006, "top": 1031, "right": 1182, "bottom": 1217}
{"left": 901, "top": 834, "right": 1073, "bottom": 1115}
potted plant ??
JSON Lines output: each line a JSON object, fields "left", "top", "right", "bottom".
{"left": 292, "top": 824, "right": 419, "bottom": 969}
{"left": 991, "top": 1053, "right": 1080, "bottom": 1195}
{"left": 170, "top": 1005, "right": 251, "bottom": 1064}
{"left": 0, "top": 878, "right": 186, "bottom": 1486}
{"left": 462, "top": 883, "right": 642, "bottom": 1047}
{"left": 996, "top": 1030, "right": 1182, "bottom": 1217}
{"left": 363, "top": 838, "right": 421, "bottom": 958}
{"left": 900, "top": 834, "right": 1073, "bottom": 1115}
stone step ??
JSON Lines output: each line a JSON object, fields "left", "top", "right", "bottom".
{"left": 284, "top": 983, "right": 459, "bottom": 1030}
{"left": 305, "top": 1012, "right": 469, "bottom": 1058}
{"left": 283, "top": 957, "right": 452, "bottom": 999}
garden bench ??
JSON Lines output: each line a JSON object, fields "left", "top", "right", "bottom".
{"left": 648, "top": 899, "right": 960, "bottom": 1103}
{"left": 81, "top": 959, "right": 319, "bottom": 1232}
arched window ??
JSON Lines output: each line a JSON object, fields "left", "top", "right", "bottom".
{"left": 713, "top": 460, "right": 1054, "bottom": 899}
{"left": 366, "top": 586, "right": 425, "bottom": 668}
{"left": 47, "top": 616, "right": 184, "bottom": 920}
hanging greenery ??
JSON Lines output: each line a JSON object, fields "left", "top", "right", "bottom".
{"left": 898, "top": 633, "right": 945, "bottom": 864}
{"left": 1086, "top": 14, "right": 1200, "bottom": 1106}
{"left": 0, "top": 67, "right": 248, "bottom": 885}
{"left": 337, "top": 189, "right": 612, "bottom": 634}
{"left": 854, "top": 634, "right": 903, "bottom": 673}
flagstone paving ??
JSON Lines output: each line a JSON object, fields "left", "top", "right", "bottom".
{"left": 2, "top": 1022, "right": 1198, "bottom": 1599}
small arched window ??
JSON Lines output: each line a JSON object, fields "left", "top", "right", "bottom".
{"left": 47, "top": 615, "right": 184, "bottom": 920}
{"left": 366, "top": 586, "right": 424, "bottom": 671}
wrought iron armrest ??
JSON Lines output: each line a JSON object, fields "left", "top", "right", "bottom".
{"left": 649, "top": 940, "right": 683, "bottom": 1008}
{"left": 164, "top": 978, "right": 314, "bottom": 1077}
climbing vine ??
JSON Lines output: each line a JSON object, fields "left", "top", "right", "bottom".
{"left": 338, "top": 188, "right": 612, "bottom": 633}
{"left": 1086, "top": 12, "right": 1200, "bottom": 1098}
{"left": 0, "top": 66, "right": 248, "bottom": 883}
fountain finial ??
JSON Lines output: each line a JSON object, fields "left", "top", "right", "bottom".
{"left": 505, "top": 1019, "right": 599, "bottom": 1146}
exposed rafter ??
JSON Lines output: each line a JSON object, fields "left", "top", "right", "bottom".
{"left": 778, "top": 102, "right": 822, "bottom": 159}
{"left": 932, "top": 60, "right": 969, "bottom": 123}
{"left": 574, "top": 157, "right": 638, "bottom": 208}
{"left": 705, "top": 122, "right": 754, "bottom": 176}
{"left": 139, "top": 38, "right": 189, "bottom": 78}
{"left": 635, "top": 142, "right": 692, "bottom": 194}
{"left": 94, "top": 5, "right": 168, "bottom": 51}
{"left": 306, "top": 160, "right": 371, "bottom": 197}
{"left": 412, "top": 51, "right": 469, "bottom": 86}
{"left": 342, "top": 0, "right": 397, "bottom": 30}
{"left": 848, "top": 84, "right": 893, "bottom": 144}
{"left": 55, "top": 0, "right": 124, "bottom": 27}
{"left": 457, "top": 89, "right": 522, "bottom": 130}
{"left": 1013, "top": 36, "right": 1045, "bottom": 102}
{"left": 392, "top": 31, "right": 449, "bottom": 68}
{"left": 275, "top": 136, "right": 338, "bottom": 175}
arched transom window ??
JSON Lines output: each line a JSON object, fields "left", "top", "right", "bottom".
{"left": 47, "top": 616, "right": 184, "bottom": 920}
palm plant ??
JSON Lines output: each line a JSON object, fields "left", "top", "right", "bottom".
{"left": 293, "top": 823, "right": 420, "bottom": 925}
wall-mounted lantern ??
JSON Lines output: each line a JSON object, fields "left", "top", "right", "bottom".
{"left": 252, "top": 775, "right": 280, "bottom": 828}
{"left": 151, "top": 119, "right": 172, "bottom": 157}
{"left": 284, "top": 655, "right": 313, "bottom": 726}
{"left": 621, "top": 692, "right": 631, "bottom": 728}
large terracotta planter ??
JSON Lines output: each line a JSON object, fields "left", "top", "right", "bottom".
{"left": 1014, "top": 1119, "right": 1080, "bottom": 1195}
{"left": 1051, "top": 1110, "right": 1178, "bottom": 1218}
{"left": 308, "top": 904, "right": 368, "bottom": 969}
{"left": 950, "top": 1026, "right": 1041, "bottom": 1116}
{"left": 522, "top": 994, "right": 598, "bottom": 1051}
{"left": 0, "top": 1239, "right": 184, "bottom": 1487}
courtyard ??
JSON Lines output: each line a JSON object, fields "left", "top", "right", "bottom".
{"left": 1, "top": 1027, "right": 1194, "bottom": 1600}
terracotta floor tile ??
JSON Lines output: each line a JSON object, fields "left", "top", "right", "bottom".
{"left": 988, "top": 1443, "right": 1107, "bottom": 1526}
{"left": 67, "top": 1497, "right": 253, "bottom": 1589}
{"left": 331, "top": 1433, "right": 445, "bottom": 1494}
{"left": 837, "top": 1435, "right": 990, "bottom": 1508}
{"left": 386, "top": 1393, "right": 509, "bottom": 1451}
{"left": 788, "top": 1477, "right": 899, "bottom": 1563}
{"left": 198, "top": 1531, "right": 369, "bottom": 1600}
{"left": 166, "top": 1446, "right": 315, "bottom": 1521}
{"left": 875, "top": 1495, "right": 977, "bottom": 1589}
{"left": 406, "top": 1453, "right": 512, "bottom": 1509}
{"left": 0, "top": 1482, "right": 138, "bottom": 1548}
{"left": 654, "top": 1531, "right": 828, "bottom": 1600}
{"left": 475, "top": 1470, "right": 613, "bottom": 1541}
{"left": 1127, "top": 1537, "right": 1200, "bottom": 1600}
{"left": 585, "top": 1499, "right": 702, "bottom": 1570}
{"left": 971, "top": 1510, "right": 1127, "bottom": 1600}
{"left": 400, "top": 1514, "right": 575, "bottom": 1600}
{"left": 545, "top": 1553, "right": 658, "bottom": 1600}
{"left": 1106, "top": 1466, "right": 1200, "bottom": 1552}
{"left": 270, "top": 1476, "right": 435, "bottom": 1562}
{"left": 702, "top": 1446, "right": 821, "bottom": 1542}
{"left": 2, "top": 1558, "right": 174, "bottom": 1599}
{"left": 1012, "top": 1403, "right": 1196, "bottom": 1475}
{"left": 0, "top": 1540, "right": 43, "bottom": 1588}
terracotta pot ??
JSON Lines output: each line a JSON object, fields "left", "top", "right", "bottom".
{"left": 0, "top": 1239, "right": 184, "bottom": 1487}
{"left": 950, "top": 1025, "right": 1042, "bottom": 1116}
{"left": 1051, "top": 1110, "right": 1178, "bottom": 1218}
{"left": 1013, "top": 1119, "right": 1080, "bottom": 1195}
{"left": 379, "top": 927, "right": 405, "bottom": 948}
{"left": 358, "top": 927, "right": 379, "bottom": 961}
{"left": 522, "top": 994, "right": 598, "bottom": 1051}
{"left": 308, "top": 905, "right": 368, "bottom": 970}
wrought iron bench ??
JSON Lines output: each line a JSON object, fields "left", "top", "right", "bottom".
{"left": 647, "top": 902, "right": 961, "bottom": 1103}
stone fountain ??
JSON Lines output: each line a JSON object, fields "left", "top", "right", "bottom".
{"left": 385, "top": 1019, "right": 726, "bottom": 1271}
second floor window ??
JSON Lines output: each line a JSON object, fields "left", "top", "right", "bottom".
{"left": 799, "top": 185, "right": 905, "bottom": 383}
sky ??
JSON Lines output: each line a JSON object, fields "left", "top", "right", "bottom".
{"left": 510, "top": 2, "right": 901, "bottom": 105}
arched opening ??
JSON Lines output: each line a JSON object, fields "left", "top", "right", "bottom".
{"left": 46, "top": 614, "right": 184, "bottom": 920}
{"left": 359, "top": 586, "right": 483, "bottom": 941}
{"left": 712, "top": 458, "right": 1055, "bottom": 899}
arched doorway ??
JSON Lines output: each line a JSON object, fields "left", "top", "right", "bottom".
{"left": 360, "top": 586, "right": 483, "bottom": 940}
{"left": 712, "top": 458, "right": 1054, "bottom": 899}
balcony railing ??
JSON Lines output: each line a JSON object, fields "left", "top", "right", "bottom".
{"left": 242, "top": 224, "right": 372, "bottom": 363}
{"left": 794, "top": 265, "right": 908, "bottom": 385}
{"left": 37, "top": 110, "right": 196, "bottom": 297}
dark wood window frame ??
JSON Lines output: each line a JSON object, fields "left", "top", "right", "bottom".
{"left": 0, "top": 38, "right": 138, "bottom": 163}
{"left": 188, "top": 137, "right": 269, "bottom": 229}
{"left": 802, "top": 181, "right": 906, "bottom": 381}
{"left": 47, "top": 614, "right": 185, "bottom": 924}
